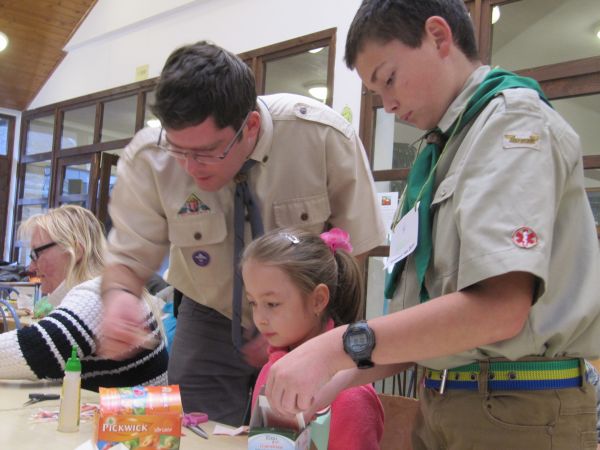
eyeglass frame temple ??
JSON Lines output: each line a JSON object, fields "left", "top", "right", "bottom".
{"left": 30, "top": 242, "right": 57, "bottom": 261}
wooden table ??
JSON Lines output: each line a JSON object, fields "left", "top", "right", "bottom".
{"left": 0, "top": 380, "right": 247, "bottom": 449}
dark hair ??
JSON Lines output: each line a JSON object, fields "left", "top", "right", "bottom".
{"left": 345, "top": 0, "right": 479, "bottom": 68}
{"left": 151, "top": 41, "right": 256, "bottom": 130}
{"left": 241, "top": 227, "right": 364, "bottom": 326}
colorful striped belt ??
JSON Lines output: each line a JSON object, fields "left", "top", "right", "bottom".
{"left": 424, "top": 358, "right": 582, "bottom": 392}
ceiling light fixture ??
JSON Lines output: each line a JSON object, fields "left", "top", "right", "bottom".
{"left": 0, "top": 32, "right": 9, "bottom": 52}
{"left": 308, "top": 47, "right": 324, "bottom": 54}
{"left": 146, "top": 118, "right": 161, "bottom": 128}
{"left": 597, "top": 28, "right": 600, "bottom": 40}
{"left": 308, "top": 86, "right": 328, "bottom": 101}
{"left": 491, "top": 6, "right": 501, "bottom": 25}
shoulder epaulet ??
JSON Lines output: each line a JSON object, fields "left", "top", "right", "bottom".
{"left": 263, "top": 94, "right": 355, "bottom": 139}
{"left": 499, "top": 88, "right": 543, "bottom": 115}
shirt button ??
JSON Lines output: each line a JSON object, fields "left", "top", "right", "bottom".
{"left": 262, "top": 155, "right": 269, "bottom": 163}
{"left": 194, "top": 232, "right": 202, "bottom": 240}
{"left": 299, "top": 106, "right": 307, "bottom": 114}
{"left": 300, "top": 213, "right": 309, "bottom": 221}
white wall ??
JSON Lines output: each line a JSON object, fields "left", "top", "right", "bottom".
{"left": 30, "top": 0, "right": 365, "bottom": 132}
{"left": 1, "top": 107, "right": 21, "bottom": 261}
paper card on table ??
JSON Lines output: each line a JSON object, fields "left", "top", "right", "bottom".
{"left": 212, "top": 424, "right": 249, "bottom": 436}
{"left": 75, "top": 440, "right": 129, "bottom": 450}
{"left": 385, "top": 202, "right": 419, "bottom": 270}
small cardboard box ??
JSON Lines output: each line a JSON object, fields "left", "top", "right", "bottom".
{"left": 248, "top": 395, "right": 311, "bottom": 450}
{"left": 93, "top": 385, "right": 182, "bottom": 450}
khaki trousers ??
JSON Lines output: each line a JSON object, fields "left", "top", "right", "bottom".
{"left": 413, "top": 361, "right": 597, "bottom": 450}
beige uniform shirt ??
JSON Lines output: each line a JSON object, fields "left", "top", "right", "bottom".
{"left": 391, "top": 66, "right": 600, "bottom": 369}
{"left": 108, "top": 93, "right": 386, "bottom": 329}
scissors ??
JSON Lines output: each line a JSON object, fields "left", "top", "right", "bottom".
{"left": 183, "top": 412, "right": 209, "bottom": 439}
{"left": 23, "top": 392, "right": 60, "bottom": 406}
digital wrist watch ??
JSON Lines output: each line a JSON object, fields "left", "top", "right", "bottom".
{"left": 342, "top": 320, "right": 376, "bottom": 369}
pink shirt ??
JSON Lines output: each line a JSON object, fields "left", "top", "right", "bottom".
{"left": 252, "top": 321, "right": 384, "bottom": 450}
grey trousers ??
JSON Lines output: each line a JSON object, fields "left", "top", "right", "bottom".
{"left": 167, "top": 297, "right": 257, "bottom": 426}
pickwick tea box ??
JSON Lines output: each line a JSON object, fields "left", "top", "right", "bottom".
{"left": 93, "top": 385, "right": 183, "bottom": 450}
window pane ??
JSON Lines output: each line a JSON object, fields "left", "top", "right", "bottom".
{"left": 144, "top": 91, "right": 161, "bottom": 129}
{"left": 491, "top": 0, "right": 598, "bottom": 71}
{"left": 101, "top": 95, "right": 137, "bottom": 142}
{"left": 58, "top": 162, "right": 92, "bottom": 209}
{"left": 0, "top": 118, "right": 8, "bottom": 156}
{"left": 585, "top": 174, "right": 600, "bottom": 229}
{"left": 553, "top": 95, "right": 600, "bottom": 157}
{"left": 373, "top": 108, "right": 422, "bottom": 171}
{"left": 554, "top": 95, "right": 600, "bottom": 233}
{"left": 26, "top": 115, "right": 55, "bottom": 155}
{"left": 264, "top": 46, "right": 329, "bottom": 101}
{"left": 23, "top": 160, "right": 51, "bottom": 200}
{"left": 61, "top": 105, "right": 96, "bottom": 149}
{"left": 366, "top": 256, "right": 387, "bottom": 319}
{"left": 21, "top": 204, "right": 49, "bottom": 222}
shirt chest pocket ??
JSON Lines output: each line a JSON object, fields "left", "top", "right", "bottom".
{"left": 431, "top": 174, "right": 457, "bottom": 208}
{"left": 273, "top": 193, "right": 331, "bottom": 231}
{"left": 167, "top": 212, "right": 227, "bottom": 248}
{"left": 430, "top": 173, "right": 460, "bottom": 283}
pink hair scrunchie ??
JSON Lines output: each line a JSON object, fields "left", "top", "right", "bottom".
{"left": 320, "top": 227, "right": 353, "bottom": 254}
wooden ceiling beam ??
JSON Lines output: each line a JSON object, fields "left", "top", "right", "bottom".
{"left": 0, "top": 0, "right": 97, "bottom": 110}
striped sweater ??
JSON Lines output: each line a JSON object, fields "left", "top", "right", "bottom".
{"left": 0, "top": 277, "right": 168, "bottom": 391}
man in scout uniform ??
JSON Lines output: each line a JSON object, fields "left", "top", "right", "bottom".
{"left": 97, "top": 41, "right": 386, "bottom": 426}
{"left": 263, "top": 1, "right": 600, "bottom": 448}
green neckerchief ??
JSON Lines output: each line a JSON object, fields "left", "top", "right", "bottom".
{"left": 384, "top": 68, "right": 550, "bottom": 302}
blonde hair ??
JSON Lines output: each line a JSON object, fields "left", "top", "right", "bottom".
{"left": 18, "top": 205, "right": 106, "bottom": 290}
{"left": 241, "top": 227, "right": 364, "bottom": 325}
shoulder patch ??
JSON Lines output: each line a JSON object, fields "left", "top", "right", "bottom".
{"left": 503, "top": 131, "right": 541, "bottom": 150}
{"left": 293, "top": 102, "right": 354, "bottom": 139}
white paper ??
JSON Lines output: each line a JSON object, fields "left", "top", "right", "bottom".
{"left": 74, "top": 440, "right": 129, "bottom": 450}
{"left": 385, "top": 202, "right": 419, "bottom": 270}
{"left": 212, "top": 424, "right": 249, "bottom": 436}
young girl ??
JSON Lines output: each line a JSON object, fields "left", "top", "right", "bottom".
{"left": 241, "top": 227, "right": 384, "bottom": 450}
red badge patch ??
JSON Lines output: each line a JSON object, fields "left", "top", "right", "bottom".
{"left": 512, "top": 227, "right": 538, "bottom": 249}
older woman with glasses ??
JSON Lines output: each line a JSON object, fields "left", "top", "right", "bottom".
{"left": 0, "top": 205, "right": 168, "bottom": 391}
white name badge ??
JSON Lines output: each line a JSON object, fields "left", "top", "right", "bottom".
{"left": 385, "top": 202, "right": 419, "bottom": 270}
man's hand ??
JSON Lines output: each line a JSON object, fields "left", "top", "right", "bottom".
{"left": 97, "top": 289, "right": 150, "bottom": 360}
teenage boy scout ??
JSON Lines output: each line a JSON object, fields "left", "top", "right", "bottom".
{"left": 97, "top": 41, "right": 386, "bottom": 425}
{"left": 263, "top": 1, "right": 600, "bottom": 448}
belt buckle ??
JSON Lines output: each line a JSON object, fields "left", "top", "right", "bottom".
{"left": 439, "top": 369, "right": 449, "bottom": 394}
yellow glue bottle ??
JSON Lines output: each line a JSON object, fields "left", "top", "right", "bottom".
{"left": 58, "top": 345, "right": 81, "bottom": 432}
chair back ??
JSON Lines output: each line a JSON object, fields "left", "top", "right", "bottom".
{"left": 378, "top": 394, "right": 420, "bottom": 450}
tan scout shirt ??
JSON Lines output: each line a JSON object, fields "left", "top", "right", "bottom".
{"left": 108, "top": 93, "right": 386, "bottom": 329}
{"left": 391, "top": 66, "right": 600, "bottom": 369}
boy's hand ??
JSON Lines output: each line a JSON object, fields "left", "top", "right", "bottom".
{"left": 265, "top": 328, "right": 346, "bottom": 415}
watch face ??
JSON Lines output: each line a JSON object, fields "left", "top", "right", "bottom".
{"left": 349, "top": 333, "right": 368, "bottom": 351}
